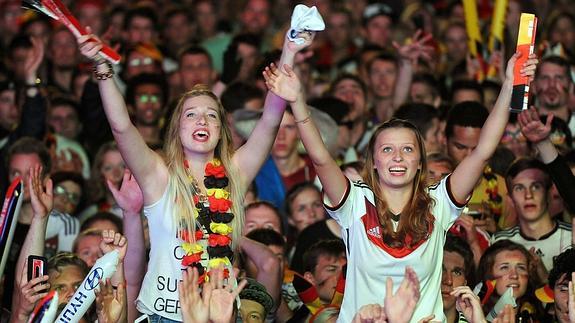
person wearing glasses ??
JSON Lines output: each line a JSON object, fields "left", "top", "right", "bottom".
{"left": 125, "top": 73, "right": 169, "bottom": 147}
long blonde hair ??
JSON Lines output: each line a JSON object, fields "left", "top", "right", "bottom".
{"left": 163, "top": 85, "right": 244, "bottom": 250}
{"left": 363, "top": 119, "right": 434, "bottom": 248}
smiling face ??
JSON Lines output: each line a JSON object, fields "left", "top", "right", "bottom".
{"left": 179, "top": 95, "right": 222, "bottom": 158}
{"left": 373, "top": 127, "right": 421, "bottom": 190}
{"left": 492, "top": 250, "right": 529, "bottom": 298}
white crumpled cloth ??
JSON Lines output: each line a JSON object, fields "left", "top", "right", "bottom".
{"left": 287, "top": 4, "right": 325, "bottom": 44}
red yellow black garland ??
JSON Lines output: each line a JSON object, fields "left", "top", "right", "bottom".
{"left": 180, "top": 159, "right": 235, "bottom": 282}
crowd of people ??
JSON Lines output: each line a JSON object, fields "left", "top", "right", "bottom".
{"left": 1, "top": 0, "right": 575, "bottom": 322}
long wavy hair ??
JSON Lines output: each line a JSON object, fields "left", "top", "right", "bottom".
{"left": 163, "top": 84, "right": 244, "bottom": 250}
{"left": 362, "top": 119, "right": 434, "bottom": 248}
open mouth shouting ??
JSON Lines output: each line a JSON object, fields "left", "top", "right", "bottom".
{"left": 193, "top": 129, "right": 210, "bottom": 142}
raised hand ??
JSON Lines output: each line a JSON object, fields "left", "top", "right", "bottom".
{"left": 107, "top": 169, "right": 143, "bottom": 215}
{"left": 99, "top": 230, "right": 127, "bottom": 261}
{"left": 518, "top": 108, "right": 552, "bottom": 144}
{"left": 179, "top": 267, "right": 210, "bottom": 323}
{"left": 95, "top": 278, "right": 127, "bottom": 323}
{"left": 28, "top": 165, "right": 53, "bottom": 219}
{"left": 77, "top": 26, "right": 104, "bottom": 62}
{"left": 208, "top": 266, "right": 247, "bottom": 323}
{"left": 384, "top": 266, "right": 421, "bottom": 323}
{"left": 451, "top": 286, "right": 485, "bottom": 323}
{"left": 14, "top": 263, "right": 50, "bottom": 321}
{"left": 285, "top": 31, "right": 316, "bottom": 53}
{"left": 393, "top": 30, "right": 434, "bottom": 65}
{"left": 263, "top": 63, "right": 301, "bottom": 103}
{"left": 352, "top": 304, "right": 386, "bottom": 323}
{"left": 456, "top": 214, "right": 479, "bottom": 246}
{"left": 505, "top": 52, "right": 538, "bottom": 84}
{"left": 24, "top": 36, "right": 45, "bottom": 84}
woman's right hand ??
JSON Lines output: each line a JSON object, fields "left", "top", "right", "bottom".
{"left": 77, "top": 27, "right": 104, "bottom": 62}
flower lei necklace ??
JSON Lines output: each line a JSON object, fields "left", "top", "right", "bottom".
{"left": 180, "top": 158, "right": 235, "bottom": 282}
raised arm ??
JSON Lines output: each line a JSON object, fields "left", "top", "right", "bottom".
{"left": 77, "top": 31, "right": 167, "bottom": 202}
{"left": 11, "top": 166, "right": 52, "bottom": 317}
{"left": 264, "top": 64, "right": 348, "bottom": 206}
{"left": 518, "top": 108, "right": 575, "bottom": 214}
{"left": 107, "top": 169, "right": 145, "bottom": 323}
{"left": 239, "top": 237, "right": 282, "bottom": 308}
{"left": 392, "top": 30, "right": 434, "bottom": 109}
{"left": 232, "top": 32, "right": 315, "bottom": 189}
{"left": 450, "top": 53, "right": 538, "bottom": 203}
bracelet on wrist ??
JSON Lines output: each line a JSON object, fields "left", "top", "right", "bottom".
{"left": 93, "top": 61, "right": 114, "bottom": 81}
{"left": 294, "top": 112, "right": 311, "bottom": 124}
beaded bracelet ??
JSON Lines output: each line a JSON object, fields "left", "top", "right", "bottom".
{"left": 93, "top": 61, "right": 114, "bottom": 81}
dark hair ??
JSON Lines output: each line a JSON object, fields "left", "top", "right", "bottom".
{"left": 6, "top": 137, "right": 51, "bottom": 175}
{"left": 49, "top": 97, "right": 79, "bottom": 113}
{"left": 445, "top": 101, "right": 489, "bottom": 139}
{"left": 245, "top": 201, "right": 285, "bottom": 235}
{"left": 8, "top": 33, "right": 33, "bottom": 58}
{"left": 548, "top": 248, "right": 575, "bottom": 289}
{"left": 123, "top": 5, "right": 158, "bottom": 32}
{"left": 451, "top": 80, "right": 484, "bottom": 104}
{"left": 444, "top": 234, "right": 476, "bottom": 287}
{"left": 542, "top": 114, "right": 573, "bottom": 150}
{"left": 178, "top": 45, "right": 213, "bottom": 67}
{"left": 477, "top": 240, "right": 540, "bottom": 288}
{"left": 303, "top": 239, "right": 346, "bottom": 273}
{"left": 81, "top": 212, "right": 124, "bottom": 233}
{"left": 285, "top": 182, "right": 321, "bottom": 217}
{"left": 125, "top": 73, "right": 169, "bottom": 107}
{"left": 505, "top": 157, "right": 552, "bottom": 193}
{"left": 220, "top": 81, "right": 264, "bottom": 113}
{"left": 412, "top": 73, "right": 441, "bottom": 98}
{"left": 163, "top": 5, "right": 193, "bottom": 26}
{"left": 48, "top": 252, "right": 89, "bottom": 276}
{"left": 363, "top": 119, "right": 432, "bottom": 248}
{"left": 367, "top": 52, "right": 399, "bottom": 73}
{"left": 246, "top": 228, "right": 286, "bottom": 249}
{"left": 329, "top": 73, "right": 368, "bottom": 99}
{"left": 477, "top": 240, "right": 542, "bottom": 315}
{"left": 535, "top": 56, "right": 572, "bottom": 82}
{"left": 393, "top": 103, "right": 439, "bottom": 137}
{"left": 307, "top": 96, "right": 350, "bottom": 125}
{"left": 427, "top": 152, "right": 455, "bottom": 169}
{"left": 489, "top": 146, "right": 516, "bottom": 177}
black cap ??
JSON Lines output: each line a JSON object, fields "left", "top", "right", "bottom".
{"left": 239, "top": 278, "right": 274, "bottom": 315}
